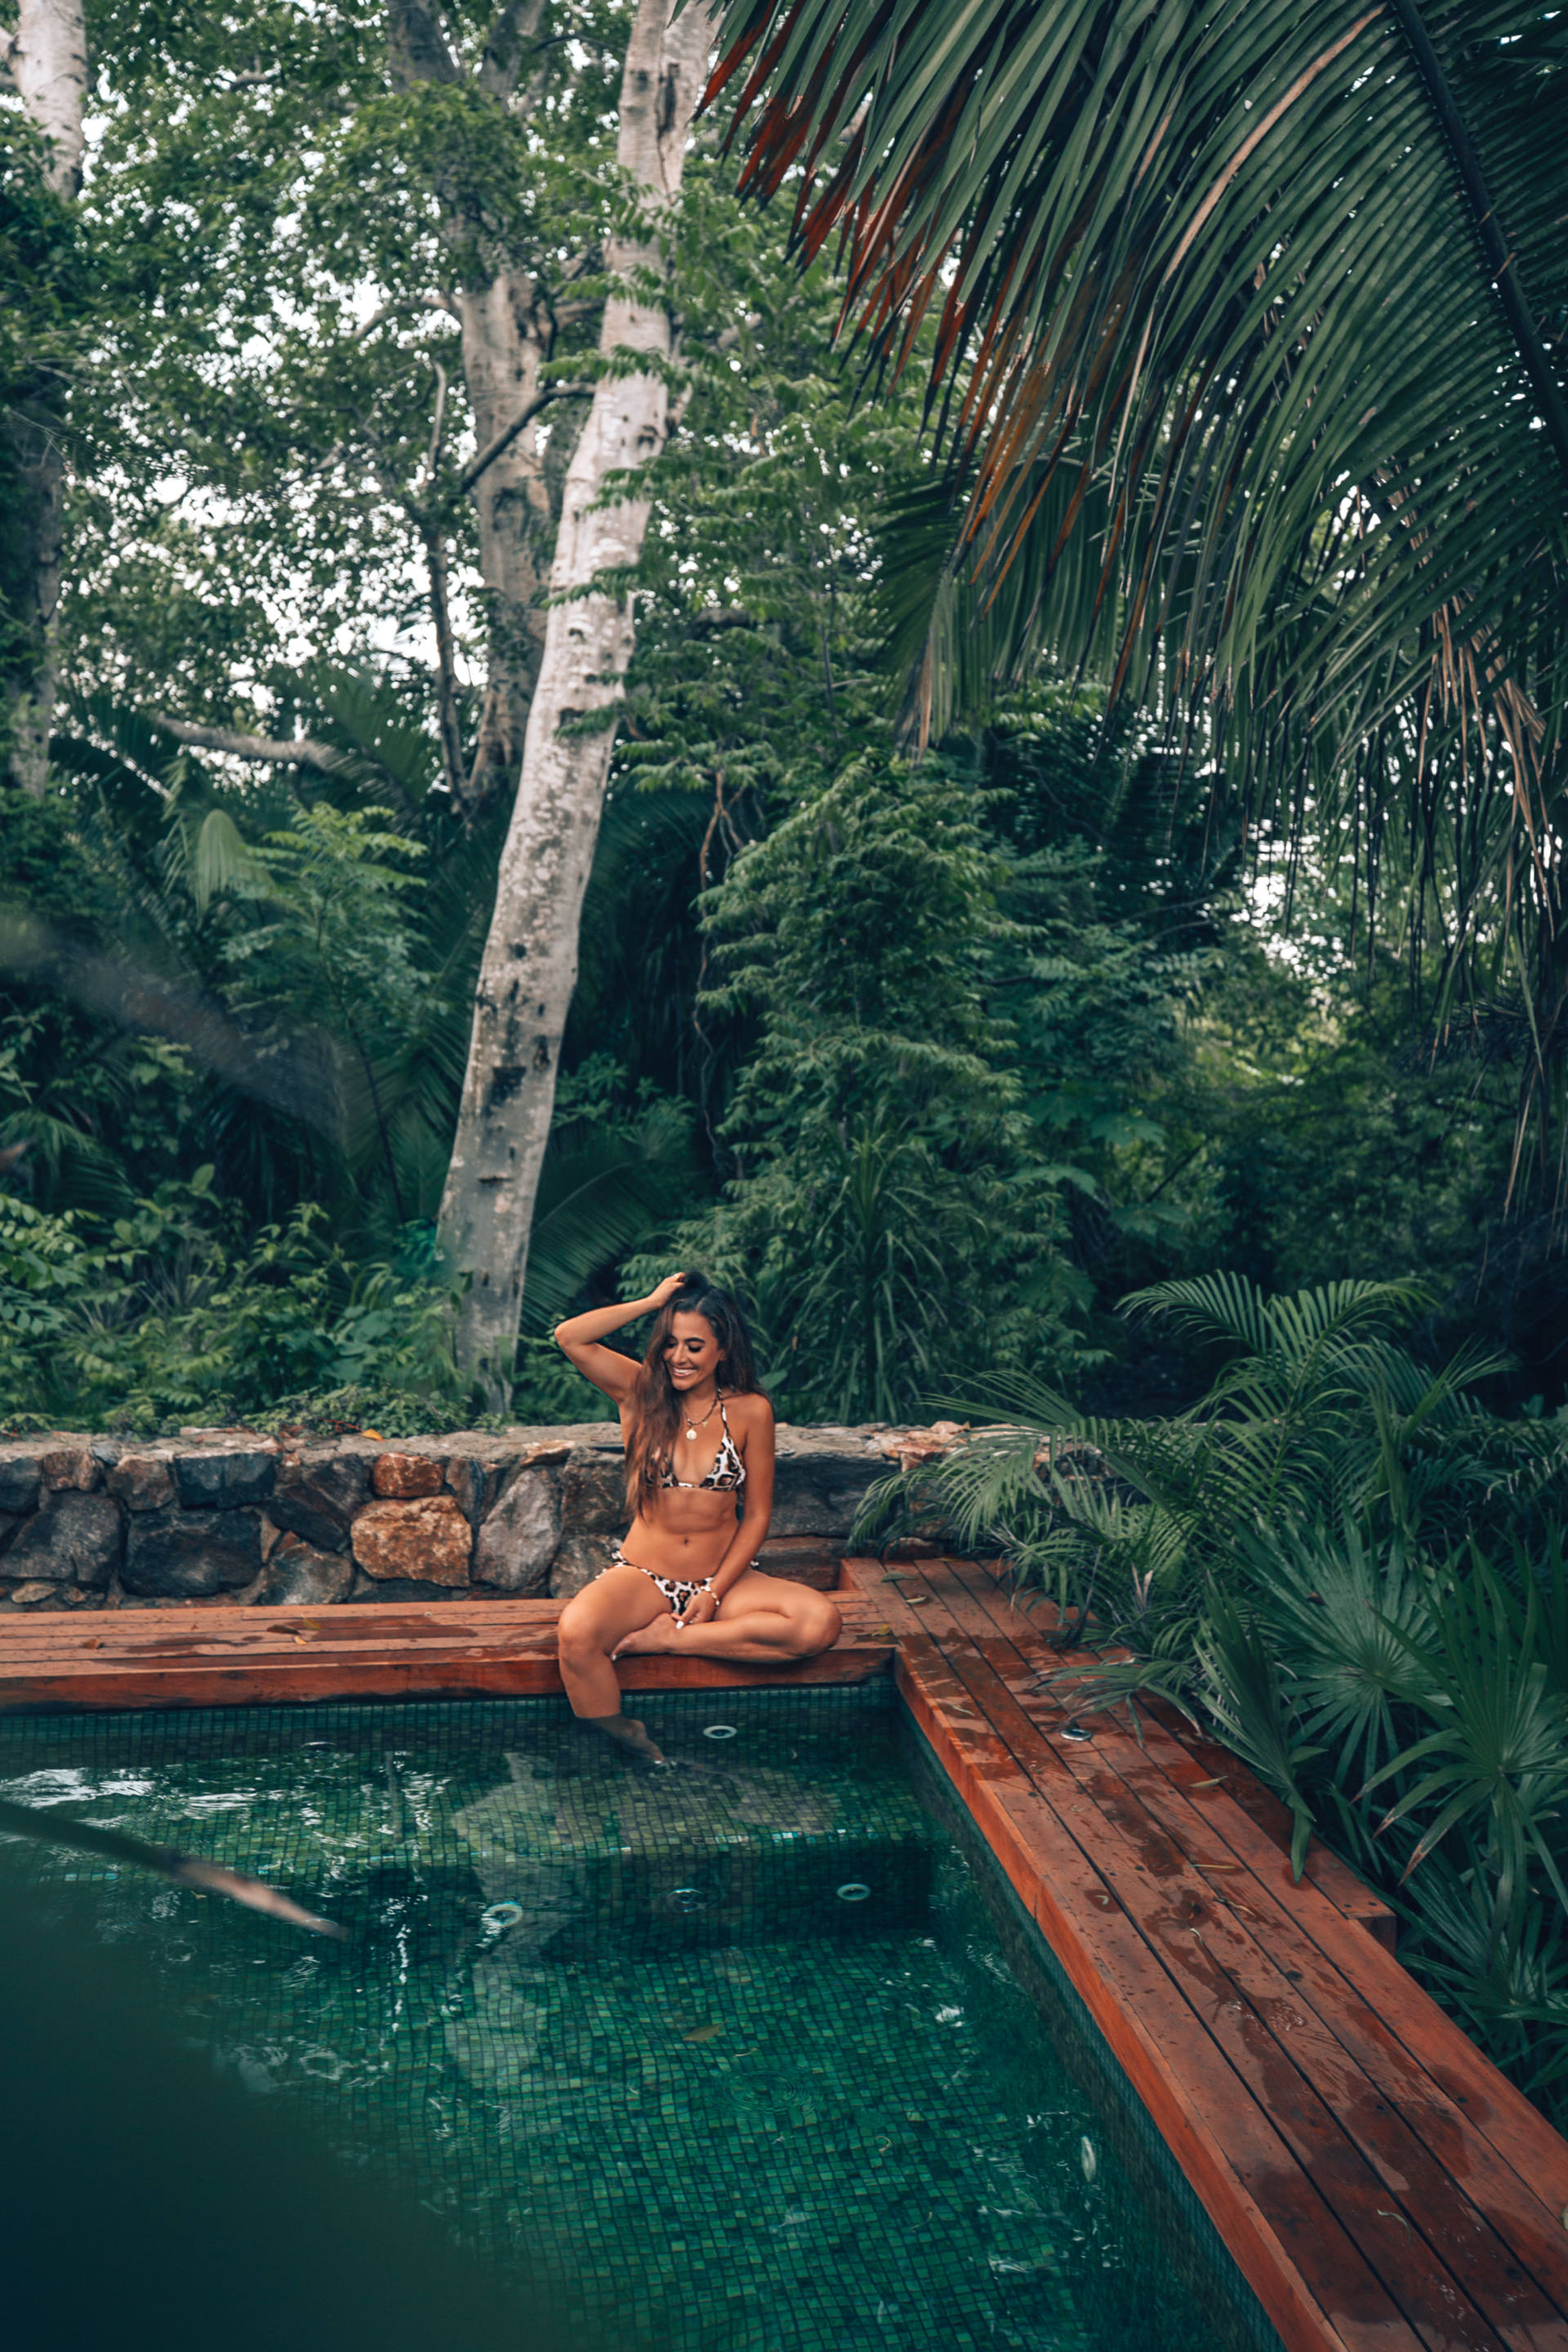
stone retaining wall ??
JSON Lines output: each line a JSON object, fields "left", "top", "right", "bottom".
{"left": 0, "top": 1423, "right": 919, "bottom": 1612}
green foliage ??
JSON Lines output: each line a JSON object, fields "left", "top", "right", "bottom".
{"left": 3, "top": 684, "right": 480, "bottom": 1233}
{"left": 0, "top": 1195, "right": 96, "bottom": 1345}
{"left": 218, "top": 799, "right": 434, "bottom": 1230}
{"left": 46, "top": 0, "right": 1563, "bottom": 1414}
{"left": 710, "top": 0, "right": 1568, "bottom": 1027}
{"left": 619, "top": 160, "right": 935, "bottom": 812}
{"left": 0, "top": 1175, "right": 461, "bottom": 1436}
{"left": 1169, "top": 924, "right": 1546, "bottom": 1367}
{"left": 880, "top": 1276, "right": 1568, "bottom": 2123}
{"left": 638, "top": 745, "right": 1094, "bottom": 1418}
{"left": 710, "top": 0, "right": 1568, "bottom": 1267}
{"left": 0, "top": 733, "right": 701, "bottom": 1424}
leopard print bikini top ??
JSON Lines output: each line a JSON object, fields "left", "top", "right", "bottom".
{"left": 652, "top": 1394, "right": 746, "bottom": 1492}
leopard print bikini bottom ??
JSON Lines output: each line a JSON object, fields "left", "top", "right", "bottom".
{"left": 608, "top": 1543, "right": 713, "bottom": 1627}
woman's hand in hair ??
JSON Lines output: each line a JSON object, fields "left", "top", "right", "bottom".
{"left": 553, "top": 1277, "right": 687, "bottom": 1396}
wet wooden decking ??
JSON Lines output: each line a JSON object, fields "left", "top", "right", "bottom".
{"left": 0, "top": 1589, "right": 894, "bottom": 1709}
{"left": 3, "top": 1559, "right": 1566, "bottom": 2352}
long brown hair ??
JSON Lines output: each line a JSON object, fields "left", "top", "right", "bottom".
{"left": 623, "top": 1274, "right": 762, "bottom": 1512}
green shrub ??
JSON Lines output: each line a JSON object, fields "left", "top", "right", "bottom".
{"left": 641, "top": 747, "right": 1097, "bottom": 1419}
{"left": 0, "top": 1174, "right": 463, "bottom": 1434}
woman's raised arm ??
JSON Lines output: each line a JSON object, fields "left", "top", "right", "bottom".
{"left": 552, "top": 1272, "right": 688, "bottom": 1401}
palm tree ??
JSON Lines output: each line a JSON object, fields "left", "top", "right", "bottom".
{"left": 710, "top": 0, "right": 1568, "bottom": 1180}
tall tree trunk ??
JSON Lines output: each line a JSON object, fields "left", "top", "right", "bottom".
{"left": 457, "top": 273, "right": 555, "bottom": 814}
{"left": 2, "top": 0, "right": 87, "bottom": 799}
{"left": 387, "top": 2, "right": 566, "bottom": 821}
{"left": 439, "top": 0, "right": 716, "bottom": 1390}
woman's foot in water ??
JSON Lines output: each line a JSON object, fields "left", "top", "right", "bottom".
{"left": 581, "top": 1712, "right": 666, "bottom": 1764}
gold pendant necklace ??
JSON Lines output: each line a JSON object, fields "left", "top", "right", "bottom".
{"left": 684, "top": 1392, "right": 719, "bottom": 1444}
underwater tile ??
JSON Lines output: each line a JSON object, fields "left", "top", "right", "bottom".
{"left": 0, "top": 1691, "right": 1278, "bottom": 2352}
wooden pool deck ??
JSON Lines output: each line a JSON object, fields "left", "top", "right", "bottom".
{"left": 3, "top": 1559, "right": 1566, "bottom": 2352}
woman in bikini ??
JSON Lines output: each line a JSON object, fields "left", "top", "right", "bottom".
{"left": 552, "top": 1271, "right": 843, "bottom": 1761}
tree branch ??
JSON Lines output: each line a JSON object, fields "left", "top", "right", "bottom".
{"left": 354, "top": 293, "right": 459, "bottom": 341}
{"left": 387, "top": 0, "right": 460, "bottom": 89}
{"left": 458, "top": 382, "right": 590, "bottom": 495}
{"left": 418, "top": 519, "right": 468, "bottom": 802}
{"left": 150, "top": 716, "right": 343, "bottom": 773}
{"left": 479, "top": 0, "right": 547, "bottom": 98}
{"left": 421, "top": 355, "right": 449, "bottom": 490}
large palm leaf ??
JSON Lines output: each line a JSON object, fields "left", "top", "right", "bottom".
{"left": 710, "top": 0, "right": 1568, "bottom": 1062}
{"left": 711, "top": 0, "right": 1566, "bottom": 681}
{"left": 519, "top": 1104, "right": 697, "bottom": 1335}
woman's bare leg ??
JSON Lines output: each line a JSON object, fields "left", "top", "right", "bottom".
{"left": 556, "top": 1569, "right": 675, "bottom": 1760}
{"left": 613, "top": 1572, "right": 841, "bottom": 1664}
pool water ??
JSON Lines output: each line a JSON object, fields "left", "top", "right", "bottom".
{"left": 0, "top": 1687, "right": 1276, "bottom": 2352}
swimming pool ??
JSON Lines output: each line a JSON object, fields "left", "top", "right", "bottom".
{"left": 0, "top": 1685, "right": 1282, "bottom": 2352}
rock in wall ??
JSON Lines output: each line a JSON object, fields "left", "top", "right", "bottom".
{"left": 0, "top": 1421, "right": 915, "bottom": 1611}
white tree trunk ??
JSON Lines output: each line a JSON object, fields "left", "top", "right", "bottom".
{"left": 2, "top": 0, "right": 87, "bottom": 796}
{"left": 457, "top": 274, "right": 552, "bottom": 812}
{"left": 5, "top": 0, "right": 87, "bottom": 194}
{"left": 439, "top": 0, "right": 717, "bottom": 1388}
{"left": 385, "top": 1, "right": 562, "bottom": 820}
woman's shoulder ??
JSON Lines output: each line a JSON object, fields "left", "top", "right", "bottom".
{"left": 727, "top": 1388, "right": 774, "bottom": 1432}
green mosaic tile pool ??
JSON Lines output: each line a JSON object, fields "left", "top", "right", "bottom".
{"left": 0, "top": 1687, "right": 1279, "bottom": 2352}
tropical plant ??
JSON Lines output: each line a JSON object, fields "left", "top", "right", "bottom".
{"left": 710, "top": 0, "right": 1568, "bottom": 1197}
{"left": 636, "top": 742, "right": 1096, "bottom": 1416}
{"left": 0, "top": 1177, "right": 461, "bottom": 1435}
{"left": 868, "top": 1273, "right": 1568, "bottom": 2120}
{"left": 3, "top": 669, "right": 717, "bottom": 1419}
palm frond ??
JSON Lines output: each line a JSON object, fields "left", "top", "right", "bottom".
{"left": 0, "top": 1107, "right": 132, "bottom": 1213}
{"left": 1244, "top": 1517, "right": 1435, "bottom": 1789}
{"left": 1196, "top": 1585, "right": 1324, "bottom": 1878}
{"left": 519, "top": 1107, "right": 696, "bottom": 1336}
{"left": 299, "top": 664, "right": 443, "bottom": 811}
{"left": 1399, "top": 1861, "right": 1568, "bottom": 2102}
{"left": 713, "top": 0, "right": 1568, "bottom": 1129}
{"left": 1365, "top": 1545, "right": 1568, "bottom": 1928}
{"left": 1123, "top": 1272, "right": 1428, "bottom": 1356}
{"left": 715, "top": 0, "right": 1567, "bottom": 656}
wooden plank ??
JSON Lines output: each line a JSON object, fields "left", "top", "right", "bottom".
{"left": 0, "top": 1595, "right": 894, "bottom": 1655}
{"left": 0, "top": 1649, "right": 898, "bottom": 1712}
{"left": 937, "top": 1560, "right": 1568, "bottom": 2349}
{"left": 840, "top": 1564, "right": 1409, "bottom": 2352}
{"left": 974, "top": 1571, "right": 1399, "bottom": 1947}
{"left": 952, "top": 1561, "right": 1568, "bottom": 2279}
{"left": 1147, "top": 1698, "right": 1398, "bottom": 1951}
{"left": 0, "top": 1596, "right": 894, "bottom": 1709}
{"left": 893, "top": 1563, "right": 1517, "bottom": 2352}
{"left": 0, "top": 1604, "right": 554, "bottom": 1653}
{"left": 951, "top": 1564, "right": 1568, "bottom": 2271}
{"left": 0, "top": 1597, "right": 890, "bottom": 1655}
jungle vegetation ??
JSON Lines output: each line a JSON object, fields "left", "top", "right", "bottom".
{"left": 2, "top": 0, "right": 1567, "bottom": 2119}
{"left": 710, "top": 0, "right": 1568, "bottom": 2129}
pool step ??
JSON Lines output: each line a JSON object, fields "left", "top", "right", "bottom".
{"left": 447, "top": 1742, "right": 937, "bottom": 1957}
